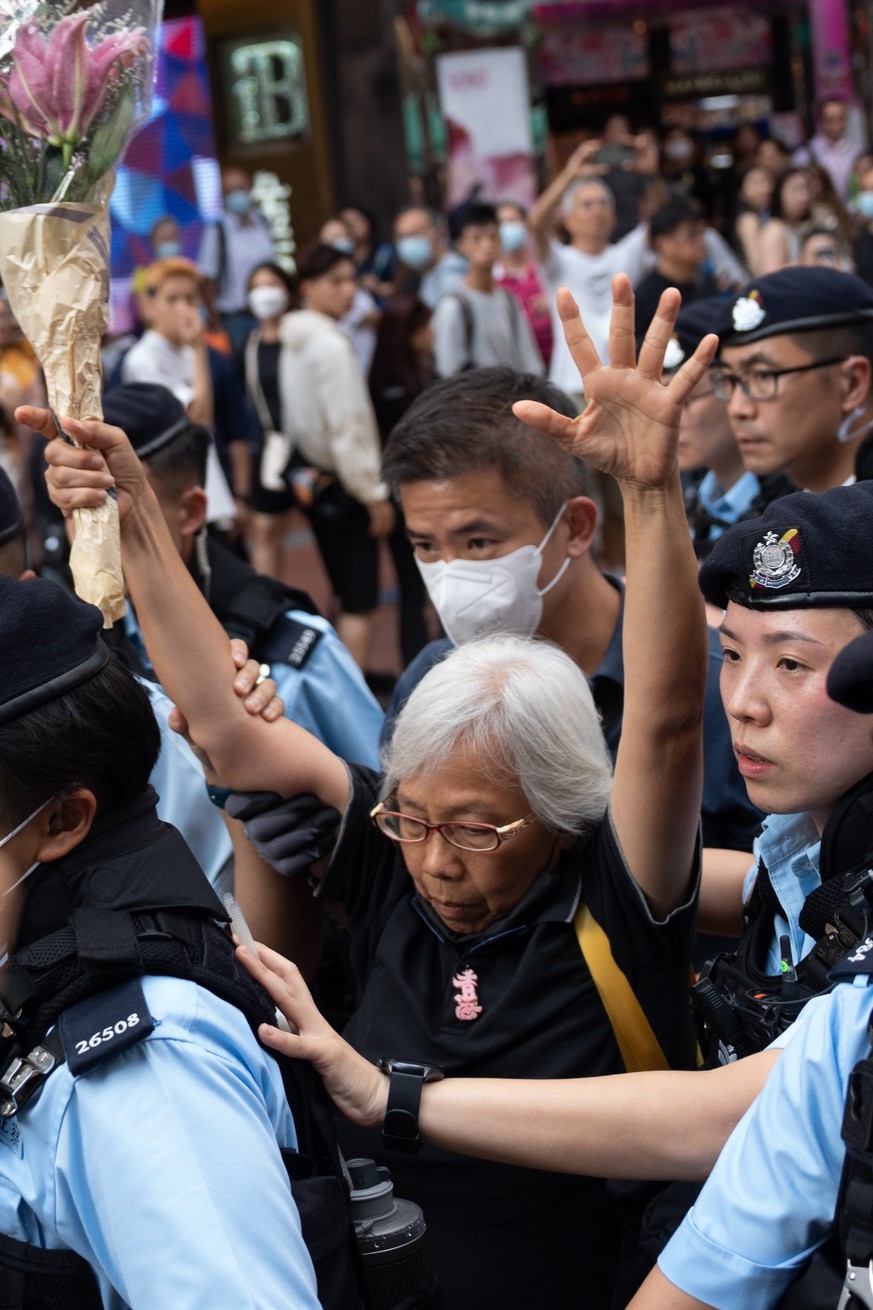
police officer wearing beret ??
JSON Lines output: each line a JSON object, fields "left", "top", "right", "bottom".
{"left": 710, "top": 265, "right": 873, "bottom": 493}
{"left": 0, "top": 575, "right": 323, "bottom": 1310}
{"left": 627, "top": 482, "right": 873, "bottom": 1305}
{"left": 0, "top": 465, "right": 276, "bottom": 904}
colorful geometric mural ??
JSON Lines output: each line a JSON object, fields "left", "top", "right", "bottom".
{"left": 109, "top": 16, "right": 222, "bottom": 332}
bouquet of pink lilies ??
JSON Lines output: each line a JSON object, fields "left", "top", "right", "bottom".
{"left": 0, "top": 0, "right": 162, "bottom": 624}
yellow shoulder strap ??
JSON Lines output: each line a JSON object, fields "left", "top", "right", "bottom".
{"left": 575, "top": 899, "right": 670, "bottom": 1073}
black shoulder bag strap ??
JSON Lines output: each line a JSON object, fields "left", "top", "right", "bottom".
{"left": 445, "top": 291, "right": 475, "bottom": 370}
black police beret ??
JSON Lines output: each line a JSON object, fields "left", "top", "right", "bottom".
{"left": 0, "top": 575, "right": 108, "bottom": 726}
{"left": 662, "top": 296, "right": 726, "bottom": 372}
{"left": 720, "top": 266, "right": 873, "bottom": 347}
{"left": 102, "top": 383, "right": 191, "bottom": 461}
{"left": 0, "top": 467, "right": 24, "bottom": 549}
{"left": 699, "top": 481, "right": 873, "bottom": 611}
{"left": 827, "top": 628, "right": 873, "bottom": 714}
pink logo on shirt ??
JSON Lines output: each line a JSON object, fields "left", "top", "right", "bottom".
{"left": 453, "top": 968, "right": 482, "bottom": 1021}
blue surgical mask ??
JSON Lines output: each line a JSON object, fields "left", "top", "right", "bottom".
{"left": 330, "top": 238, "right": 355, "bottom": 255}
{"left": 499, "top": 221, "right": 527, "bottom": 254}
{"left": 857, "top": 192, "right": 873, "bottom": 220}
{"left": 154, "top": 240, "right": 181, "bottom": 259}
{"left": 225, "top": 189, "right": 252, "bottom": 217}
{"left": 396, "top": 234, "right": 433, "bottom": 270}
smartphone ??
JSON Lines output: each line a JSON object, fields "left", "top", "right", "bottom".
{"left": 594, "top": 144, "right": 636, "bottom": 167}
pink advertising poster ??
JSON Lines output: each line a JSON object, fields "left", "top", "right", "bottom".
{"left": 436, "top": 47, "right": 536, "bottom": 209}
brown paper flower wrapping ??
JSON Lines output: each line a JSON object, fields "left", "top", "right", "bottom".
{"left": 0, "top": 189, "right": 125, "bottom": 626}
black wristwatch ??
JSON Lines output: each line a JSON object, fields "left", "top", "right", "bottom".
{"left": 377, "top": 1058, "right": 445, "bottom": 1154}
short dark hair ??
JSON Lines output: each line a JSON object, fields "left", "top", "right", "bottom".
{"left": 649, "top": 199, "right": 704, "bottom": 242}
{"left": 0, "top": 654, "right": 161, "bottom": 827}
{"left": 451, "top": 202, "right": 499, "bottom": 241}
{"left": 146, "top": 423, "right": 210, "bottom": 497}
{"left": 296, "top": 242, "right": 354, "bottom": 283}
{"left": 788, "top": 321, "right": 873, "bottom": 368}
{"left": 382, "top": 367, "right": 590, "bottom": 525}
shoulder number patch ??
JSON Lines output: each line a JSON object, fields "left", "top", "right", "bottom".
{"left": 60, "top": 978, "right": 154, "bottom": 1076}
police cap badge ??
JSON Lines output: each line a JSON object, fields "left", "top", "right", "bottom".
{"left": 699, "top": 481, "right": 873, "bottom": 611}
{"left": 720, "top": 267, "right": 873, "bottom": 347}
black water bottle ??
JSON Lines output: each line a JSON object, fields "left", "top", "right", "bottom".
{"left": 347, "top": 1157, "right": 439, "bottom": 1308}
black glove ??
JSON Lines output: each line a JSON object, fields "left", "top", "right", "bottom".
{"left": 226, "top": 791, "right": 341, "bottom": 879}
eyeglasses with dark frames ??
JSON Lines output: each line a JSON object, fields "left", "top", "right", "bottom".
{"left": 369, "top": 801, "right": 535, "bottom": 853}
{"left": 710, "top": 356, "right": 848, "bottom": 402}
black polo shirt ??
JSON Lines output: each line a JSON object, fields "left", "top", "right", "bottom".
{"left": 322, "top": 766, "right": 699, "bottom": 1309}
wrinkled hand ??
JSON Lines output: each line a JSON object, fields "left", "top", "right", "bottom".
{"left": 238, "top": 943, "right": 388, "bottom": 1128}
{"left": 513, "top": 275, "right": 718, "bottom": 489}
{"left": 229, "top": 638, "right": 285, "bottom": 720}
{"left": 25, "top": 407, "right": 146, "bottom": 522}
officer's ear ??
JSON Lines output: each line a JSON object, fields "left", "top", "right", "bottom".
{"left": 35, "top": 789, "right": 98, "bottom": 862}
{"left": 179, "top": 485, "right": 208, "bottom": 538}
{"left": 840, "top": 355, "right": 872, "bottom": 411}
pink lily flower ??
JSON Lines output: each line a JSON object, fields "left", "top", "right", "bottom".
{"left": 5, "top": 14, "right": 147, "bottom": 152}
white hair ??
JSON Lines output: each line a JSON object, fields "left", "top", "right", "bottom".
{"left": 382, "top": 635, "right": 613, "bottom": 837}
{"left": 561, "top": 175, "right": 615, "bottom": 218}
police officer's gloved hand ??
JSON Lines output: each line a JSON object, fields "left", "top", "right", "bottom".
{"left": 225, "top": 790, "right": 341, "bottom": 879}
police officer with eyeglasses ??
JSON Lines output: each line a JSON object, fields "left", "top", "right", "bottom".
{"left": 709, "top": 265, "right": 873, "bottom": 493}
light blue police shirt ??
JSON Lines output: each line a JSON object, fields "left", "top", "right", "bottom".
{"left": 696, "top": 470, "right": 762, "bottom": 540}
{"left": 659, "top": 976, "right": 873, "bottom": 1309}
{"left": 142, "top": 679, "right": 234, "bottom": 895}
{"left": 0, "top": 974, "right": 321, "bottom": 1310}
{"left": 743, "top": 810, "right": 822, "bottom": 976}
{"left": 128, "top": 607, "right": 383, "bottom": 768}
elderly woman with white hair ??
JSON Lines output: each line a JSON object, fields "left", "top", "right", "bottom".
{"left": 41, "top": 275, "right": 715, "bottom": 1308}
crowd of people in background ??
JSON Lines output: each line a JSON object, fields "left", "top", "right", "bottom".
{"left": 4, "top": 97, "right": 873, "bottom": 670}
{"left": 6, "top": 95, "right": 873, "bottom": 1310}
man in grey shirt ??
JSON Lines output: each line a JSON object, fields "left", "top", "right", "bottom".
{"left": 433, "top": 202, "right": 544, "bottom": 378}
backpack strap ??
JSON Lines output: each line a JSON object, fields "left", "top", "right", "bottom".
{"left": 575, "top": 899, "right": 670, "bottom": 1072}
{"left": 443, "top": 291, "right": 475, "bottom": 370}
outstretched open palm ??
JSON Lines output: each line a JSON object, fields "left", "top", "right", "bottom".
{"left": 515, "top": 274, "right": 718, "bottom": 488}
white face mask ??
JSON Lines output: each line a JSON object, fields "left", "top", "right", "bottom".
{"left": 0, "top": 795, "right": 55, "bottom": 901}
{"left": 416, "top": 503, "right": 570, "bottom": 644}
{"left": 248, "top": 285, "right": 289, "bottom": 321}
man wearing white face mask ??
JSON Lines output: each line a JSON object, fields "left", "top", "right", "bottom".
{"left": 381, "top": 365, "right": 762, "bottom": 853}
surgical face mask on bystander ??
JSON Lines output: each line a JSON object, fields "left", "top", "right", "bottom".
{"left": 396, "top": 234, "right": 433, "bottom": 270}
{"left": 499, "top": 221, "right": 527, "bottom": 254}
{"left": 416, "top": 503, "right": 570, "bottom": 644}
{"left": 248, "top": 285, "right": 289, "bottom": 322}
